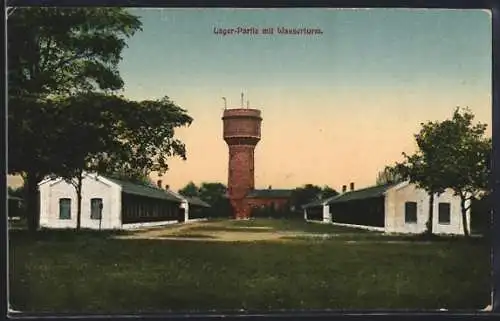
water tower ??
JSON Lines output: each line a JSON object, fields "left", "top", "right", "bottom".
{"left": 222, "top": 94, "right": 262, "bottom": 219}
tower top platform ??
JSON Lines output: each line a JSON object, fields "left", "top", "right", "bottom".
{"left": 222, "top": 108, "right": 262, "bottom": 120}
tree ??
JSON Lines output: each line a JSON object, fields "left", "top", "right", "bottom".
{"left": 50, "top": 93, "right": 192, "bottom": 231}
{"left": 8, "top": 7, "right": 142, "bottom": 232}
{"left": 321, "top": 186, "right": 339, "bottom": 199}
{"left": 8, "top": 96, "right": 66, "bottom": 232}
{"left": 396, "top": 122, "right": 449, "bottom": 236}
{"left": 107, "top": 169, "right": 153, "bottom": 186}
{"left": 290, "top": 184, "right": 323, "bottom": 211}
{"left": 179, "top": 182, "right": 200, "bottom": 197}
{"left": 198, "top": 183, "right": 228, "bottom": 205}
{"left": 395, "top": 107, "right": 491, "bottom": 237}
{"left": 428, "top": 107, "right": 491, "bottom": 237}
{"left": 51, "top": 93, "right": 118, "bottom": 231}
{"left": 49, "top": 93, "right": 126, "bottom": 231}
{"left": 196, "top": 182, "right": 232, "bottom": 218}
{"left": 104, "top": 96, "right": 193, "bottom": 177}
{"left": 8, "top": 186, "right": 24, "bottom": 199}
{"left": 8, "top": 8, "right": 142, "bottom": 97}
{"left": 376, "top": 165, "right": 405, "bottom": 186}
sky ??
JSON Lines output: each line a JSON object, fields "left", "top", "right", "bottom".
{"left": 9, "top": 8, "right": 492, "bottom": 192}
{"left": 114, "top": 8, "right": 493, "bottom": 193}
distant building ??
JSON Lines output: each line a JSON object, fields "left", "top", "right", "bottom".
{"left": 302, "top": 194, "right": 338, "bottom": 222}
{"left": 165, "top": 191, "right": 211, "bottom": 222}
{"left": 38, "top": 172, "right": 210, "bottom": 230}
{"left": 246, "top": 187, "right": 294, "bottom": 212}
{"left": 303, "top": 181, "right": 470, "bottom": 235}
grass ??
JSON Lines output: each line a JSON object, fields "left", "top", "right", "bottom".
{"left": 222, "top": 218, "right": 375, "bottom": 234}
{"left": 187, "top": 219, "right": 382, "bottom": 239}
{"left": 9, "top": 219, "right": 490, "bottom": 313}
{"left": 8, "top": 217, "right": 27, "bottom": 230}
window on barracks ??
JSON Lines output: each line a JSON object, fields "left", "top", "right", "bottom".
{"left": 90, "top": 198, "right": 103, "bottom": 220}
{"left": 438, "top": 202, "right": 451, "bottom": 224}
{"left": 405, "top": 202, "right": 417, "bottom": 224}
{"left": 59, "top": 198, "right": 71, "bottom": 220}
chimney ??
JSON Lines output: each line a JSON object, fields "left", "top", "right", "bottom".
{"left": 342, "top": 185, "right": 347, "bottom": 193}
{"left": 165, "top": 184, "right": 170, "bottom": 190}
{"left": 350, "top": 182, "right": 355, "bottom": 191}
{"left": 157, "top": 180, "right": 162, "bottom": 188}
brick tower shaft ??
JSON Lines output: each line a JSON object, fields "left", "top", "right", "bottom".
{"left": 222, "top": 108, "right": 262, "bottom": 219}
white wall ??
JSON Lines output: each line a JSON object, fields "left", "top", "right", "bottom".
{"left": 122, "top": 220, "right": 178, "bottom": 230}
{"left": 384, "top": 183, "right": 429, "bottom": 234}
{"left": 180, "top": 199, "right": 189, "bottom": 221}
{"left": 164, "top": 189, "right": 192, "bottom": 222}
{"left": 385, "top": 183, "right": 469, "bottom": 235}
{"left": 332, "top": 222, "right": 385, "bottom": 232}
{"left": 432, "top": 190, "right": 471, "bottom": 235}
{"left": 39, "top": 174, "right": 122, "bottom": 230}
{"left": 322, "top": 204, "right": 331, "bottom": 223}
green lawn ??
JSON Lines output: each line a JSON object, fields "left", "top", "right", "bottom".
{"left": 189, "top": 219, "right": 373, "bottom": 234}
{"left": 218, "top": 218, "right": 375, "bottom": 233}
{"left": 9, "top": 219, "right": 490, "bottom": 313}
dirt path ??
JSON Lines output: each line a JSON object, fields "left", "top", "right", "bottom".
{"left": 113, "top": 220, "right": 417, "bottom": 244}
{"left": 113, "top": 221, "right": 302, "bottom": 242}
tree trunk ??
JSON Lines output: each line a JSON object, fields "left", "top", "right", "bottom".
{"left": 425, "top": 192, "right": 434, "bottom": 235}
{"left": 76, "top": 174, "right": 83, "bottom": 231}
{"left": 460, "top": 197, "right": 470, "bottom": 237}
{"left": 25, "top": 172, "right": 42, "bottom": 233}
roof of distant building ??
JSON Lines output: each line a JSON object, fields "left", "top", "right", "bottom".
{"left": 184, "top": 196, "right": 211, "bottom": 208}
{"left": 327, "top": 182, "right": 400, "bottom": 205}
{"left": 105, "top": 177, "right": 183, "bottom": 203}
{"left": 303, "top": 182, "right": 402, "bottom": 208}
{"left": 303, "top": 194, "right": 338, "bottom": 209}
{"left": 246, "top": 189, "right": 294, "bottom": 199}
